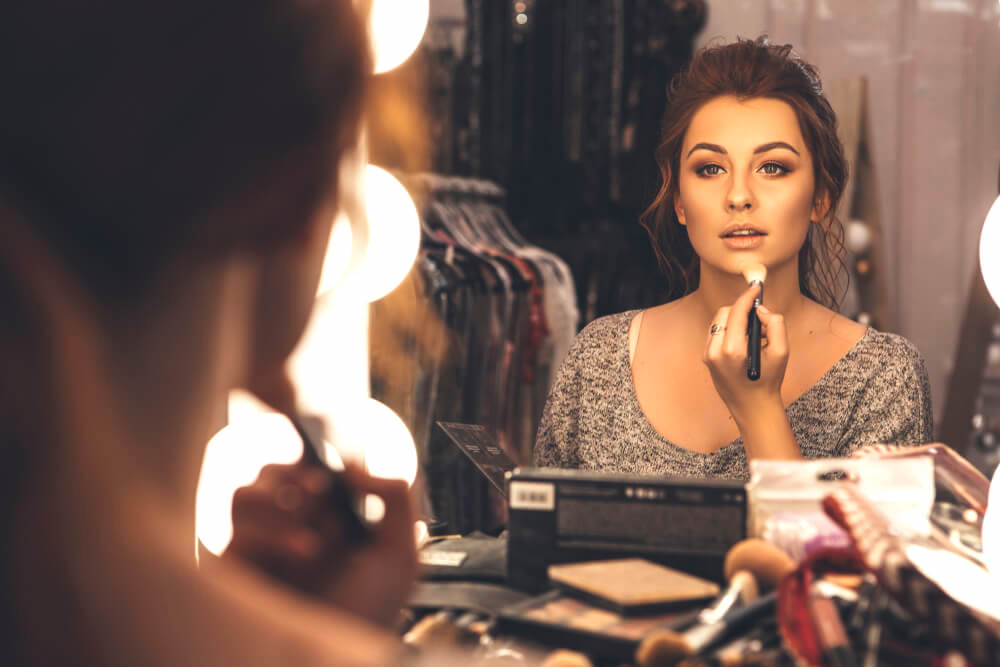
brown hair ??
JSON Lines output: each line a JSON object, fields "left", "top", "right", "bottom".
{"left": 0, "top": 0, "right": 370, "bottom": 307}
{"left": 640, "top": 36, "right": 848, "bottom": 307}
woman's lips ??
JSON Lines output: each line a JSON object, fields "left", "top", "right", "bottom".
{"left": 722, "top": 234, "right": 766, "bottom": 250}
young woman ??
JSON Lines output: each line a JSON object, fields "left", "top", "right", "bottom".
{"left": 0, "top": 2, "right": 420, "bottom": 665}
{"left": 534, "top": 37, "right": 933, "bottom": 479}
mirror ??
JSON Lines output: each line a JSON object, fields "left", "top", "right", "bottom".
{"left": 365, "top": 0, "right": 1000, "bottom": 532}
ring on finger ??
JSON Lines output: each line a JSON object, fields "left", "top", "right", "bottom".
{"left": 710, "top": 323, "right": 727, "bottom": 336}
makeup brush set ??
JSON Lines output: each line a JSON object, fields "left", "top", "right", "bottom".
{"left": 407, "top": 494, "right": 999, "bottom": 666}
{"left": 419, "top": 424, "right": 1000, "bottom": 664}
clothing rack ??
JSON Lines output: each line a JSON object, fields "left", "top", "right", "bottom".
{"left": 370, "top": 173, "right": 578, "bottom": 534}
{"left": 413, "top": 0, "right": 706, "bottom": 323}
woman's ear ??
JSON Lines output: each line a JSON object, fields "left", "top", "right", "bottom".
{"left": 811, "top": 191, "right": 832, "bottom": 223}
{"left": 673, "top": 192, "right": 687, "bottom": 226}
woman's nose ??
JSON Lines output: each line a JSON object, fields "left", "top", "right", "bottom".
{"left": 726, "top": 181, "right": 754, "bottom": 211}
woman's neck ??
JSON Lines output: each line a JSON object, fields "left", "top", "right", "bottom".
{"left": 688, "top": 259, "right": 810, "bottom": 330}
{"left": 42, "top": 259, "right": 253, "bottom": 538}
{"left": 110, "top": 263, "right": 253, "bottom": 521}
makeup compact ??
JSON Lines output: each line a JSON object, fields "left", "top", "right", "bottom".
{"left": 506, "top": 467, "right": 747, "bottom": 592}
{"left": 547, "top": 558, "right": 720, "bottom": 615}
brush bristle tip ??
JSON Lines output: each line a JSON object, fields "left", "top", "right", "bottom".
{"left": 741, "top": 263, "right": 767, "bottom": 285}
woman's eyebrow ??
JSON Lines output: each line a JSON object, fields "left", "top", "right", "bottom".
{"left": 753, "top": 141, "right": 800, "bottom": 156}
{"left": 686, "top": 142, "right": 725, "bottom": 158}
{"left": 685, "top": 141, "right": 801, "bottom": 159}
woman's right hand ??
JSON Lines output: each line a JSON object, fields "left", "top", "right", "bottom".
{"left": 225, "top": 461, "right": 419, "bottom": 629}
{"left": 702, "top": 283, "right": 791, "bottom": 430}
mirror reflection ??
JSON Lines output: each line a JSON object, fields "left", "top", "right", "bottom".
{"left": 365, "top": 0, "right": 1000, "bottom": 534}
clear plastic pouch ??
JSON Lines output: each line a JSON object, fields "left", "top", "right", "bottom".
{"left": 747, "top": 457, "right": 935, "bottom": 561}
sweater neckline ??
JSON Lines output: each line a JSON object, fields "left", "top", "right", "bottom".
{"left": 620, "top": 309, "right": 874, "bottom": 459}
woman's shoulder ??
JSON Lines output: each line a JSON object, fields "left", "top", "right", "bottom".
{"left": 807, "top": 304, "right": 926, "bottom": 375}
{"left": 855, "top": 328, "right": 927, "bottom": 369}
{"left": 833, "top": 326, "right": 931, "bottom": 402}
{"left": 557, "top": 309, "right": 640, "bottom": 375}
{"left": 574, "top": 309, "right": 641, "bottom": 347}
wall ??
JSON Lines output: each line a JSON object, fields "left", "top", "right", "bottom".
{"left": 699, "top": 0, "right": 1000, "bottom": 430}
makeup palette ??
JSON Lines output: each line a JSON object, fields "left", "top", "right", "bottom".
{"left": 548, "top": 558, "right": 720, "bottom": 615}
{"left": 496, "top": 590, "right": 700, "bottom": 662}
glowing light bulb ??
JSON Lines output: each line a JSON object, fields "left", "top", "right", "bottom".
{"left": 316, "top": 212, "right": 354, "bottom": 296}
{"left": 328, "top": 397, "right": 418, "bottom": 485}
{"left": 844, "top": 219, "right": 873, "bottom": 255}
{"left": 357, "top": 165, "right": 420, "bottom": 302}
{"left": 370, "top": 0, "right": 430, "bottom": 74}
{"left": 195, "top": 411, "right": 347, "bottom": 557}
{"left": 195, "top": 414, "right": 305, "bottom": 556}
{"left": 979, "top": 194, "right": 1000, "bottom": 306}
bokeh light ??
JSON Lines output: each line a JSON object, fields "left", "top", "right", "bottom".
{"left": 195, "top": 413, "right": 305, "bottom": 556}
{"left": 371, "top": 0, "right": 430, "bottom": 74}
{"left": 316, "top": 212, "right": 354, "bottom": 296}
{"left": 979, "top": 195, "right": 1000, "bottom": 575}
{"left": 978, "top": 194, "right": 1000, "bottom": 307}
{"left": 328, "top": 397, "right": 418, "bottom": 485}
{"left": 356, "top": 165, "right": 421, "bottom": 302}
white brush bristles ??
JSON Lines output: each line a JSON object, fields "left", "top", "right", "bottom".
{"left": 742, "top": 263, "right": 767, "bottom": 285}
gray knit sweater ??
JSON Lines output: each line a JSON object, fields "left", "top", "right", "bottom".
{"left": 533, "top": 310, "right": 934, "bottom": 480}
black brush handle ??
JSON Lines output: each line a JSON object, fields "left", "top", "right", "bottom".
{"left": 686, "top": 592, "right": 777, "bottom": 654}
{"left": 747, "top": 288, "right": 763, "bottom": 381}
{"left": 290, "top": 415, "right": 372, "bottom": 545}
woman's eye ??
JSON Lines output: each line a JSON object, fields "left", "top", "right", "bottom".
{"left": 696, "top": 164, "right": 724, "bottom": 177}
{"left": 759, "top": 162, "right": 788, "bottom": 176}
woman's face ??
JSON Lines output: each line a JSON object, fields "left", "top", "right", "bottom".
{"left": 674, "top": 95, "right": 826, "bottom": 279}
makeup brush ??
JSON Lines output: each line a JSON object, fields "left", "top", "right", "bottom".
{"left": 741, "top": 263, "right": 767, "bottom": 381}
{"left": 289, "top": 414, "right": 370, "bottom": 545}
{"left": 635, "top": 592, "right": 777, "bottom": 667}
{"left": 635, "top": 572, "right": 759, "bottom": 667}
{"left": 722, "top": 539, "right": 796, "bottom": 593}
{"left": 636, "top": 539, "right": 795, "bottom": 667}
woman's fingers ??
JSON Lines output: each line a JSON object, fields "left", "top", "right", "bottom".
{"left": 704, "top": 306, "right": 731, "bottom": 361}
{"left": 227, "top": 520, "right": 322, "bottom": 563}
{"left": 755, "top": 305, "right": 787, "bottom": 359}
{"left": 341, "top": 464, "right": 417, "bottom": 554}
{"left": 723, "top": 283, "right": 761, "bottom": 356}
{"left": 704, "top": 284, "right": 761, "bottom": 366}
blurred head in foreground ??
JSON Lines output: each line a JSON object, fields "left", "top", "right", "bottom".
{"left": 0, "top": 3, "right": 422, "bottom": 666}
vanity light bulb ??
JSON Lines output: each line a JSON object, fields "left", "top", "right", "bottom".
{"left": 316, "top": 213, "right": 354, "bottom": 297}
{"left": 978, "top": 195, "right": 1000, "bottom": 308}
{"left": 844, "top": 219, "right": 873, "bottom": 255}
{"left": 195, "top": 413, "right": 307, "bottom": 557}
{"left": 357, "top": 165, "right": 421, "bottom": 302}
{"left": 370, "top": 0, "right": 429, "bottom": 74}
{"left": 327, "top": 397, "right": 418, "bottom": 486}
